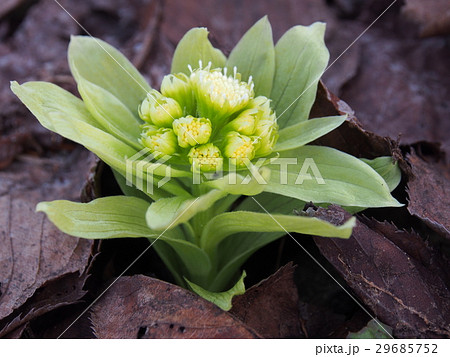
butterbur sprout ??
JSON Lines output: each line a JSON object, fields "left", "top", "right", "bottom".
{"left": 11, "top": 17, "right": 401, "bottom": 310}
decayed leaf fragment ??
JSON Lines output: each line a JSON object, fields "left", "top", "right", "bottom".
{"left": 402, "top": 0, "right": 450, "bottom": 37}
{"left": 90, "top": 275, "right": 260, "bottom": 338}
{"left": 0, "top": 149, "right": 95, "bottom": 336}
{"left": 313, "top": 205, "right": 450, "bottom": 338}
{"left": 230, "top": 262, "right": 302, "bottom": 338}
{"left": 406, "top": 150, "right": 450, "bottom": 240}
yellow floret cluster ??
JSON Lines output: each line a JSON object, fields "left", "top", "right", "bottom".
{"left": 138, "top": 63, "right": 278, "bottom": 172}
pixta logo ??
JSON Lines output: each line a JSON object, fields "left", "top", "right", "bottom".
{"left": 125, "top": 148, "right": 172, "bottom": 194}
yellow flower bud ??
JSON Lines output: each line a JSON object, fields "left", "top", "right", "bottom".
{"left": 190, "top": 65, "right": 254, "bottom": 121}
{"left": 223, "top": 131, "right": 258, "bottom": 168}
{"left": 161, "top": 73, "right": 195, "bottom": 114}
{"left": 172, "top": 115, "right": 212, "bottom": 148}
{"left": 254, "top": 118, "right": 278, "bottom": 157}
{"left": 188, "top": 143, "right": 223, "bottom": 172}
{"left": 140, "top": 126, "right": 178, "bottom": 158}
{"left": 222, "top": 108, "right": 258, "bottom": 135}
{"left": 139, "top": 90, "right": 182, "bottom": 127}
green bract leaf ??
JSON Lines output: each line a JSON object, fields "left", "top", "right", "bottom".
{"left": 11, "top": 81, "right": 190, "bottom": 198}
{"left": 271, "top": 22, "right": 329, "bottom": 128}
{"left": 361, "top": 157, "right": 401, "bottom": 192}
{"left": 226, "top": 16, "right": 275, "bottom": 97}
{"left": 151, "top": 241, "right": 186, "bottom": 287}
{"left": 36, "top": 196, "right": 155, "bottom": 239}
{"left": 209, "top": 193, "right": 305, "bottom": 291}
{"left": 68, "top": 36, "right": 150, "bottom": 115}
{"left": 11, "top": 81, "right": 136, "bottom": 172}
{"left": 145, "top": 190, "right": 227, "bottom": 231}
{"left": 186, "top": 271, "right": 246, "bottom": 310}
{"left": 171, "top": 28, "right": 226, "bottom": 74}
{"left": 200, "top": 210, "right": 355, "bottom": 256}
{"left": 149, "top": 237, "right": 212, "bottom": 287}
{"left": 75, "top": 74, "right": 142, "bottom": 150}
{"left": 275, "top": 115, "right": 347, "bottom": 151}
{"left": 266, "top": 145, "right": 402, "bottom": 207}
{"left": 11, "top": 81, "right": 99, "bottom": 132}
{"left": 112, "top": 169, "right": 159, "bottom": 202}
{"left": 37, "top": 196, "right": 211, "bottom": 284}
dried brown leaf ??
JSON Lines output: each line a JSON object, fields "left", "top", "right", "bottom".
{"left": 90, "top": 275, "right": 261, "bottom": 339}
{"left": 0, "top": 149, "right": 95, "bottom": 335}
{"left": 406, "top": 151, "right": 450, "bottom": 239}
{"left": 402, "top": 0, "right": 450, "bottom": 37}
{"left": 230, "top": 262, "right": 302, "bottom": 338}
{"left": 313, "top": 205, "right": 450, "bottom": 338}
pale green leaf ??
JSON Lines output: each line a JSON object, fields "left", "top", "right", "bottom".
{"left": 209, "top": 193, "right": 305, "bottom": 291}
{"left": 11, "top": 81, "right": 99, "bottom": 133}
{"left": 226, "top": 16, "right": 275, "bottom": 97}
{"left": 211, "top": 233, "right": 282, "bottom": 292}
{"left": 266, "top": 146, "right": 402, "bottom": 207}
{"left": 200, "top": 210, "right": 355, "bottom": 256}
{"left": 68, "top": 36, "right": 150, "bottom": 115}
{"left": 342, "top": 157, "right": 402, "bottom": 214}
{"left": 12, "top": 82, "right": 190, "bottom": 198}
{"left": 11, "top": 81, "right": 138, "bottom": 174}
{"left": 236, "top": 192, "right": 306, "bottom": 214}
{"left": 145, "top": 190, "right": 227, "bottom": 231}
{"left": 151, "top": 240, "right": 186, "bottom": 288}
{"left": 111, "top": 168, "right": 162, "bottom": 201}
{"left": 75, "top": 74, "right": 142, "bottom": 150}
{"left": 149, "top": 236, "right": 212, "bottom": 286}
{"left": 275, "top": 115, "right": 346, "bottom": 151}
{"left": 186, "top": 271, "right": 246, "bottom": 310}
{"left": 271, "top": 23, "right": 329, "bottom": 128}
{"left": 361, "top": 157, "right": 401, "bottom": 192}
{"left": 36, "top": 196, "right": 211, "bottom": 284}
{"left": 171, "top": 28, "right": 226, "bottom": 75}
{"left": 36, "top": 196, "right": 155, "bottom": 239}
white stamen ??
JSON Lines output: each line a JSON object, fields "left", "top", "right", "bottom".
{"left": 233, "top": 66, "right": 237, "bottom": 79}
{"left": 199, "top": 60, "right": 203, "bottom": 69}
{"left": 188, "top": 64, "right": 193, "bottom": 73}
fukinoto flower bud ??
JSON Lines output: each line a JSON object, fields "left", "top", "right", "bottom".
{"left": 223, "top": 131, "right": 259, "bottom": 168}
{"left": 190, "top": 64, "right": 254, "bottom": 122}
{"left": 254, "top": 118, "right": 278, "bottom": 157}
{"left": 222, "top": 108, "right": 258, "bottom": 135}
{"left": 249, "top": 96, "right": 272, "bottom": 114}
{"left": 188, "top": 143, "right": 223, "bottom": 172}
{"left": 139, "top": 90, "right": 182, "bottom": 127}
{"left": 140, "top": 126, "right": 178, "bottom": 157}
{"left": 160, "top": 73, "right": 195, "bottom": 114}
{"left": 172, "top": 116, "right": 212, "bottom": 148}
{"left": 246, "top": 96, "right": 278, "bottom": 156}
